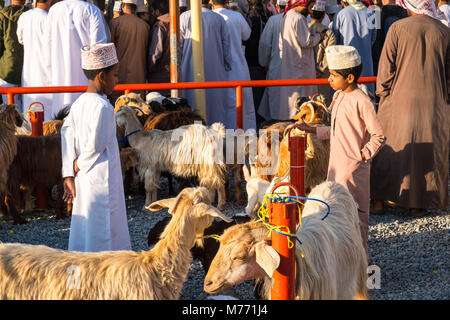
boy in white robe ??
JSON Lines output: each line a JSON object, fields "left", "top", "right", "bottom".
{"left": 61, "top": 43, "right": 131, "bottom": 252}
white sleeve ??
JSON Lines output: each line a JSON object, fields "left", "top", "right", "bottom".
{"left": 89, "top": 5, "right": 107, "bottom": 45}
{"left": 16, "top": 14, "right": 24, "bottom": 45}
{"left": 61, "top": 111, "right": 76, "bottom": 178}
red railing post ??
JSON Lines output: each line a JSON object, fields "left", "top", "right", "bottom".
{"left": 289, "top": 134, "right": 306, "bottom": 201}
{"left": 236, "top": 85, "right": 243, "bottom": 130}
{"left": 269, "top": 183, "right": 300, "bottom": 300}
{"left": 29, "top": 102, "right": 47, "bottom": 210}
{"left": 7, "top": 92, "right": 15, "bottom": 105}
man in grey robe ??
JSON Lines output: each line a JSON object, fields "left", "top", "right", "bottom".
{"left": 180, "top": 0, "right": 232, "bottom": 126}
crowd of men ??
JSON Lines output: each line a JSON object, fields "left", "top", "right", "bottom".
{"left": 0, "top": 0, "right": 448, "bottom": 216}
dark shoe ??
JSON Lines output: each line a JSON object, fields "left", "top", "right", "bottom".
{"left": 409, "top": 208, "right": 428, "bottom": 217}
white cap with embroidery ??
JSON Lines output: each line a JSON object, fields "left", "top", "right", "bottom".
{"left": 325, "top": 45, "right": 362, "bottom": 70}
{"left": 81, "top": 43, "right": 119, "bottom": 71}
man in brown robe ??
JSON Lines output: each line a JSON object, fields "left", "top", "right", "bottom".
{"left": 371, "top": 0, "right": 450, "bottom": 215}
{"left": 109, "top": 0, "right": 149, "bottom": 101}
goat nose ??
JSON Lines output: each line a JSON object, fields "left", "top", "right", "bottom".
{"left": 204, "top": 280, "right": 212, "bottom": 288}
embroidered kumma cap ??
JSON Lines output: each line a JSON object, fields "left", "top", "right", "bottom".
{"left": 312, "top": 0, "right": 327, "bottom": 11}
{"left": 81, "top": 43, "right": 119, "bottom": 70}
{"left": 325, "top": 45, "right": 362, "bottom": 70}
{"left": 122, "top": 0, "right": 138, "bottom": 5}
{"left": 113, "top": 1, "right": 123, "bottom": 11}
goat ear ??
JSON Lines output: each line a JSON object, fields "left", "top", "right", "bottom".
{"left": 146, "top": 193, "right": 183, "bottom": 214}
{"left": 255, "top": 241, "right": 280, "bottom": 278}
{"left": 205, "top": 206, "right": 233, "bottom": 223}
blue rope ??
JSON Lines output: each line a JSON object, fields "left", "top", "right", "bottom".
{"left": 119, "top": 130, "right": 141, "bottom": 145}
{"left": 271, "top": 227, "right": 303, "bottom": 245}
{"left": 266, "top": 195, "right": 331, "bottom": 221}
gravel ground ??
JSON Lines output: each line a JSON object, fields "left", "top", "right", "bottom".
{"left": 0, "top": 177, "right": 448, "bottom": 300}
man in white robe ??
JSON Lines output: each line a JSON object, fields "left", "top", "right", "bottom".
{"left": 279, "top": 0, "right": 323, "bottom": 120}
{"left": 61, "top": 43, "right": 131, "bottom": 252}
{"left": 180, "top": 0, "right": 232, "bottom": 126}
{"left": 258, "top": 0, "right": 285, "bottom": 121}
{"left": 47, "top": 0, "right": 107, "bottom": 119}
{"left": 212, "top": 0, "right": 256, "bottom": 131}
{"left": 16, "top": 0, "right": 52, "bottom": 121}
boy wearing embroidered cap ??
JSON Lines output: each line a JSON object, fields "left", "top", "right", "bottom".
{"left": 61, "top": 43, "right": 131, "bottom": 253}
{"left": 296, "top": 45, "right": 385, "bottom": 259}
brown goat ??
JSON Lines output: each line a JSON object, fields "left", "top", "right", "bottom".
{"left": 143, "top": 109, "right": 205, "bottom": 131}
{"left": 0, "top": 105, "right": 23, "bottom": 194}
{"left": 3, "top": 135, "right": 66, "bottom": 224}
{"left": 0, "top": 105, "right": 23, "bottom": 223}
{"left": 254, "top": 121, "right": 292, "bottom": 182}
{"left": 43, "top": 120, "right": 63, "bottom": 136}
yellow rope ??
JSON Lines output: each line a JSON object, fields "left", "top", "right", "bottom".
{"left": 256, "top": 193, "right": 305, "bottom": 258}
{"left": 199, "top": 192, "right": 306, "bottom": 258}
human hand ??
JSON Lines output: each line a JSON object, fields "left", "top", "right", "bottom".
{"left": 63, "top": 177, "right": 76, "bottom": 204}
{"left": 74, "top": 159, "right": 80, "bottom": 174}
{"left": 319, "top": 32, "right": 326, "bottom": 42}
{"left": 294, "top": 119, "right": 316, "bottom": 134}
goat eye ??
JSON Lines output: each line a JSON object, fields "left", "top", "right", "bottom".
{"left": 233, "top": 255, "right": 245, "bottom": 261}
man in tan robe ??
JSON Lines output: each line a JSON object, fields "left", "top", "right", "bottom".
{"left": 371, "top": 0, "right": 450, "bottom": 215}
{"left": 279, "top": 0, "right": 324, "bottom": 120}
{"left": 109, "top": 0, "right": 149, "bottom": 100}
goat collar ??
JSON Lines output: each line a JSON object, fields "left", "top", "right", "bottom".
{"left": 119, "top": 129, "right": 141, "bottom": 146}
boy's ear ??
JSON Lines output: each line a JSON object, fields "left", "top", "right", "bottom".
{"left": 347, "top": 73, "right": 355, "bottom": 84}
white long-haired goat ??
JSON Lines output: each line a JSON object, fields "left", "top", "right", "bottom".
{"left": 204, "top": 181, "right": 369, "bottom": 300}
{"left": 0, "top": 187, "right": 231, "bottom": 299}
{"left": 115, "top": 106, "right": 228, "bottom": 210}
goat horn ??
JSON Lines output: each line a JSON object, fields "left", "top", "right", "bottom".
{"left": 308, "top": 103, "right": 316, "bottom": 123}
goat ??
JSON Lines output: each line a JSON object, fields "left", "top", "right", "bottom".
{"left": 0, "top": 105, "right": 23, "bottom": 211}
{"left": 204, "top": 181, "right": 369, "bottom": 300}
{"left": 147, "top": 212, "right": 251, "bottom": 273}
{"left": 0, "top": 187, "right": 231, "bottom": 300}
{"left": 242, "top": 164, "right": 270, "bottom": 218}
{"left": 3, "top": 134, "right": 66, "bottom": 223}
{"left": 115, "top": 106, "right": 228, "bottom": 210}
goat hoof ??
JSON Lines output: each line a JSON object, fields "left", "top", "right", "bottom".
{"left": 13, "top": 217, "right": 27, "bottom": 225}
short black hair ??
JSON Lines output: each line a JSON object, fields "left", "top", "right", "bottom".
{"left": 201, "top": 0, "right": 210, "bottom": 5}
{"left": 311, "top": 10, "right": 325, "bottom": 20}
{"left": 335, "top": 64, "right": 363, "bottom": 82}
{"left": 123, "top": 3, "right": 137, "bottom": 11}
{"left": 83, "top": 64, "right": 116, "bottom": 81}
{"left": 212, "top": 0, "right": 226, "bottom": 5}
{"left": 150, "top": 0, "right": 169, "bottom": 15}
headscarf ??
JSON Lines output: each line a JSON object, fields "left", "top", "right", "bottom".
{"left": 345, "top": 0, "right": 367, "bottom": 10}
{"left": 285, "top": 0, "right": 315, "bottom": 14}
{"left": 395, "top": 0, "right": 438, "bottom": 19}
